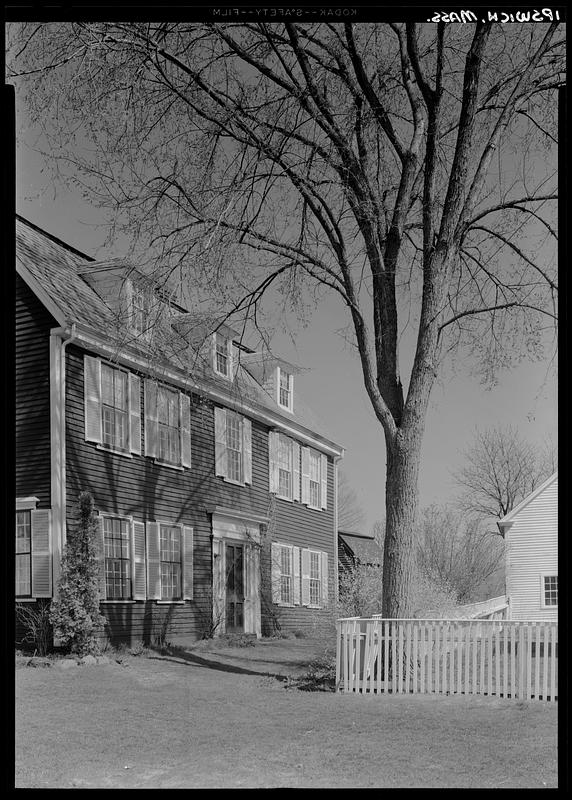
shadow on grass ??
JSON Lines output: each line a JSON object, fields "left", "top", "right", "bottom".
{"left": 146, "top": 650, "right": 291, "bottom": 681}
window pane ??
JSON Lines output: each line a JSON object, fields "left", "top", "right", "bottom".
{"left": 103, "top": 516, "right": 131, "bottom": 599}
{"left": 16, "top": 511, "right": 31, "bottom": 553}
{"left": 16, "top": 554, "right": 31, "bottom": 596}
{"left": 544, "top": 575, "right": 558, "bottom": 606}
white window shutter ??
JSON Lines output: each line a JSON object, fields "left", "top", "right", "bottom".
{"left": 293, "top": 545, "right": 301, "bottom": 605}
{"left": 301, "top": 447, "right": 311, "bottom": 506}
{"left": 129, "top": 374, "right": 142, "bottom": 455}
{"left": 132, "top": 521, "right": 146, "bottom": 600}
{"left": 243, "top": 418, "right": 252, "bottom": 485}
{"left": 301, "top": 548, "right": 311, "bottom": 606}
{"left": 214, "top": 407, "right": 227, "bottom": 478}
{"left": 320, "top": 454, "right": 328, "bottom": 510}
{"left": 30, "top": 509, "right": 52, "bottom": 597}
{"left": 146, "top": 521, "right": 161, "bottom": 599}
{"left": 96, "top": 516, "right": 106, "bottom": 601}
{"left": 321, "top": 551, "right": 329, "bottom": 607}
{"left": 292, "top": 441, "right": 301, "bottom": 502}
{"left": 271, "top": 542, "right": 281, "bottom": 604}
{"left": 84, "top": 355, "right": 102, "bottom": 443}
{"left": 183, "top": 526, "right": 194, "bottom": 600}
{"left": 230, "top": 343, "right": 238, "bottom": 380}
{"left": 144, "top": 380, "right": 159, "bottom": 458}
{"left": 180, "top": 392, "right": 192, "bottom": 468}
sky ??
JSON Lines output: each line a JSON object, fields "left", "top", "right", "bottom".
{"left": 12, "top": 36, "right": 558, "bottom": 536}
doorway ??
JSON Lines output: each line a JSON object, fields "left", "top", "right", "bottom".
{"left": 225, "top": 543, "right": 244, "bottom": 633}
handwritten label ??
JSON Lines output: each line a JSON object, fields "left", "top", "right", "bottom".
{"left": 427, "top": 9, "right": 561, "bottom": 23}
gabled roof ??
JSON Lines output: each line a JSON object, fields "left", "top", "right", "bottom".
{"left": 497, "top": 471, "right": 558, "bottom": 528}
{"left": 338, "top": 531, "right": 382, "bottom": 566}
{"left": 15, "top": 215, "right": 343, "bottom": 454}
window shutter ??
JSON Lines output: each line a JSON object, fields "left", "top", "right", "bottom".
{"left": 301, "top": 548, "right": 311, "bottom": 606}
{"left": 96, "top": 516, "right": 106, "bottom": 601}
{"left": 268, "top": 432, "right": 279, "bottom": 494}
{"left": 84, "top": 355, "right": 102, "bottom": 443}
{"left": 30, "top": 509, "right": 52, "bottom": 597}
{"left": 271, "top": 542, "right": 281, "bottom": 604}
{"left": 292, "top": 441, "right": 301, "bottom": 502}
{"left": 132, "top": 521, "right": 146, "bottom": 600}
{"left": 243, "top": 418, "right": 252, "bottom": 485}
{"left": 180, "top": 392, "right": 192, "bottom": 469}
{"left": 144, "top": 380, "right": 159, "bottom": 458}
{"left": 212, "top": 538, "right": 224, "bottom": 601}
{"left": 321, "top": 551, "right": 329, "bottom": 607}
{"left": 183, "top": 526, "right": 194, "bottom": 600}
{"left": 301, "top": 447, "right": 311, "bottom": 506}
{"left": 214, "top": 407, "right": 227, "bottom": 478}
{"left": 129, "top": 374, "right": 142, "bottom": 455}
{"left": 146, "top": 521, "right": 161, "bottom": 599}
{"left": 230, "top": 343, "right": 238, "bottom": 380}
{"left": 293, "top": 545, "right": 301, "bottom": 605}
{"left": 288, "top": 373, "right": 294, "bottom": 412}
{"left": 320, "top": 454, "right": 328, "bottom": 510}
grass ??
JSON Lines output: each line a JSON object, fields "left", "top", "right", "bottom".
{"left": 15, "top": 637, "right": 558, "bottom": 789}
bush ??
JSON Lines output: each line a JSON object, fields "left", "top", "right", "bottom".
{"left": 49, "top": 492, "right": 107, "bottom": 656}
{"left": 289, "top": 651, "right": 336, "bottom": 692}
{"left": 16, "top": 600, "right": 52, "bottom": 656}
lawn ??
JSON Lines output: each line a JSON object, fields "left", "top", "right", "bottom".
{"left": 15, "top": 637, "right": 558, "bottom": 789}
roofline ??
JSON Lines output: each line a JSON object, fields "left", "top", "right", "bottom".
{"left": 16, "top": 214, "right": 95, "bottom": 263}
{"left": 497, "top": 471, "right": 558, "bottom": 527}
{"left": 16, "top": 261, "right": 67, "bottom": 327}
{"left": 61, "top": 323, "right": 346, "bottom": 457}
{"left": 338, "top": 529, "right": 375, "bottom": 540}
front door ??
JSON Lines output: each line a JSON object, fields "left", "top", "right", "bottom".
{"left": 225, "top": 543, "right": 244, "bottom": 633}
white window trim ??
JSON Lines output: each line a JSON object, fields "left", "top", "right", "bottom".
{"left": 276, "top": 433, "right": 293, "bottom": 502}
{"left": 96, "top": 444, "right": 133, "bottom": 459}
{"left": 99, "top": 512, "right": 134, "bottom": 602}
{"left": 276, "top": 543, "right": 295, "bottom": 607}
{"left": 16, "top": 497, "right": 40, "bottom": 511}
{"left": 306, "top": 548, "right": 323, "bottom": 609}
{"left": 213, "top": 332, "right": 233, "bottom": 380}
{"left": 156, "top": 519, "right": 185, "bottom": 602}
{"left": 540, "top": 573, "right": 558, "bottom": 608}
{"left": 276, "top": 366, "right": 294, "bottom": 413}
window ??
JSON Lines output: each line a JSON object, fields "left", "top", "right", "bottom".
{"left": 16, "top": 510, "right": 32, "bottom": 597}
{"left": 15, "top": 499, "right": 52, "bottom": 598}
{"left": 308, "top": 450, "right": 321, "bottom": 508}
{"left": 271, "top": 542, "right": 300, "bottom": 606}
{"left": 226, "top": 411, "right": 243, "bottom": 483}
{"left": 269, "top": 432, "right": 300, "bottom": 501}
{"left": 160, "top": 525, "right": 182, "bottom": 600}
{"left": 130, "top": 285, "right": 149, "bottom": 337}
{"left": 157, "top": 385, "right": 181, "bottom": 465}
{"left": 542, "top": 575, "right": 558, "bottom": 607}
{"left": 278, "top": 435, "right": 292, "bottom": 498}
{"left": 85, "top": 356, "right": 141, "bottom": 456}
{"left": 103, "top": 517, "right": 131, "bottom": 599}
{"left": 278, "top": 368, "right": 293, "bottom": 411}
{"left": 214, "top": 407, "right": 252, "bottom": 485}
{"left": 301, "top": 447, "right": 328, "bottom": 510}
{"left": 143, "top": 379, "right": 191, "bottom": 469}
{"left": 214, "top": 332, "right": 232, "bottom": 378}
{"left": 300, "top": 548, "right": 328, "bottom": 608}
{"left": 101, "top": 363, "right": 129, "bottom": 452}
{"left": 309, "top": 550, "right": 321, "bottom": 606}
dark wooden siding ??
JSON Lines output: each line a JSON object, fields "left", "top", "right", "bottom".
{"left": 16, "top": 275, "right": 56, "bottom": 507}
{"left": 65, "top": 344, "right": 337, "bottom": 644}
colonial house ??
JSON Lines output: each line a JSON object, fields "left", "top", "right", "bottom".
{"left": 15, "top": 215, "right": 344, "bottom": 646}
{"left": 337, "top": 529, "right": 382, "bottom": 582}
{"left": 497, "top": 472, "right": 558, "bottom": 621}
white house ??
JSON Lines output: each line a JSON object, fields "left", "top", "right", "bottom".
{"left": 497, "top": 472, "right": 558, "bottom": 621}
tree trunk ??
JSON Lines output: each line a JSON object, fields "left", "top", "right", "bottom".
{"left": 381, "top": 426, "right": 424, "bottom": 618}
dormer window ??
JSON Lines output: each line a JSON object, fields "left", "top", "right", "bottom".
{"left": 214, "top": 332, "right": 232, "bottom": 379}
{"left": 130, "top": 284, "right": 150, "bottom": 338}
{"left": 277, "top": 367, "right": 293, "bottom": 412}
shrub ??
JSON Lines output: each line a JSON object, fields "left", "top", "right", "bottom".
{"left": 49, "top": 492, "right": 107, "bottom": 656}
{"left": 290, "top": 651, "right": 336, "bottom": 692}
{"left": 16, "top": 600, "right": 52, "bottom": 656}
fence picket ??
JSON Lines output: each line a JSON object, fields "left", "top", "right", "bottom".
{"left": 549, "top": 625, "right": 556, "bottom": 702}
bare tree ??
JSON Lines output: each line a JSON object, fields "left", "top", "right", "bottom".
{"left": 7, "top": 21, "right": 562, "bottom": 616}
{"left": 337, "top": 470, "right": 366, "bottom": 532}
{"left": 416, "top": 504, "right": 504, "bottom": 603}
{"left": 455, "top": 425, "right": 557, "bottom": 527}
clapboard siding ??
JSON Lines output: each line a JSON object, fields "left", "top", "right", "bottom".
{"left": 506, "top": 477, "right": 558, "bottom": 621}
{"left": 16, "top": 275, "right": 56, "bottom": 507}
{"left": 64, "top": 344, "right": 337, "bottom": 643}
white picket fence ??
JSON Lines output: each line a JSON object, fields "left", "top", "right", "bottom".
{"left": 336, "top": 617, "right": 558, "bottom": 701}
